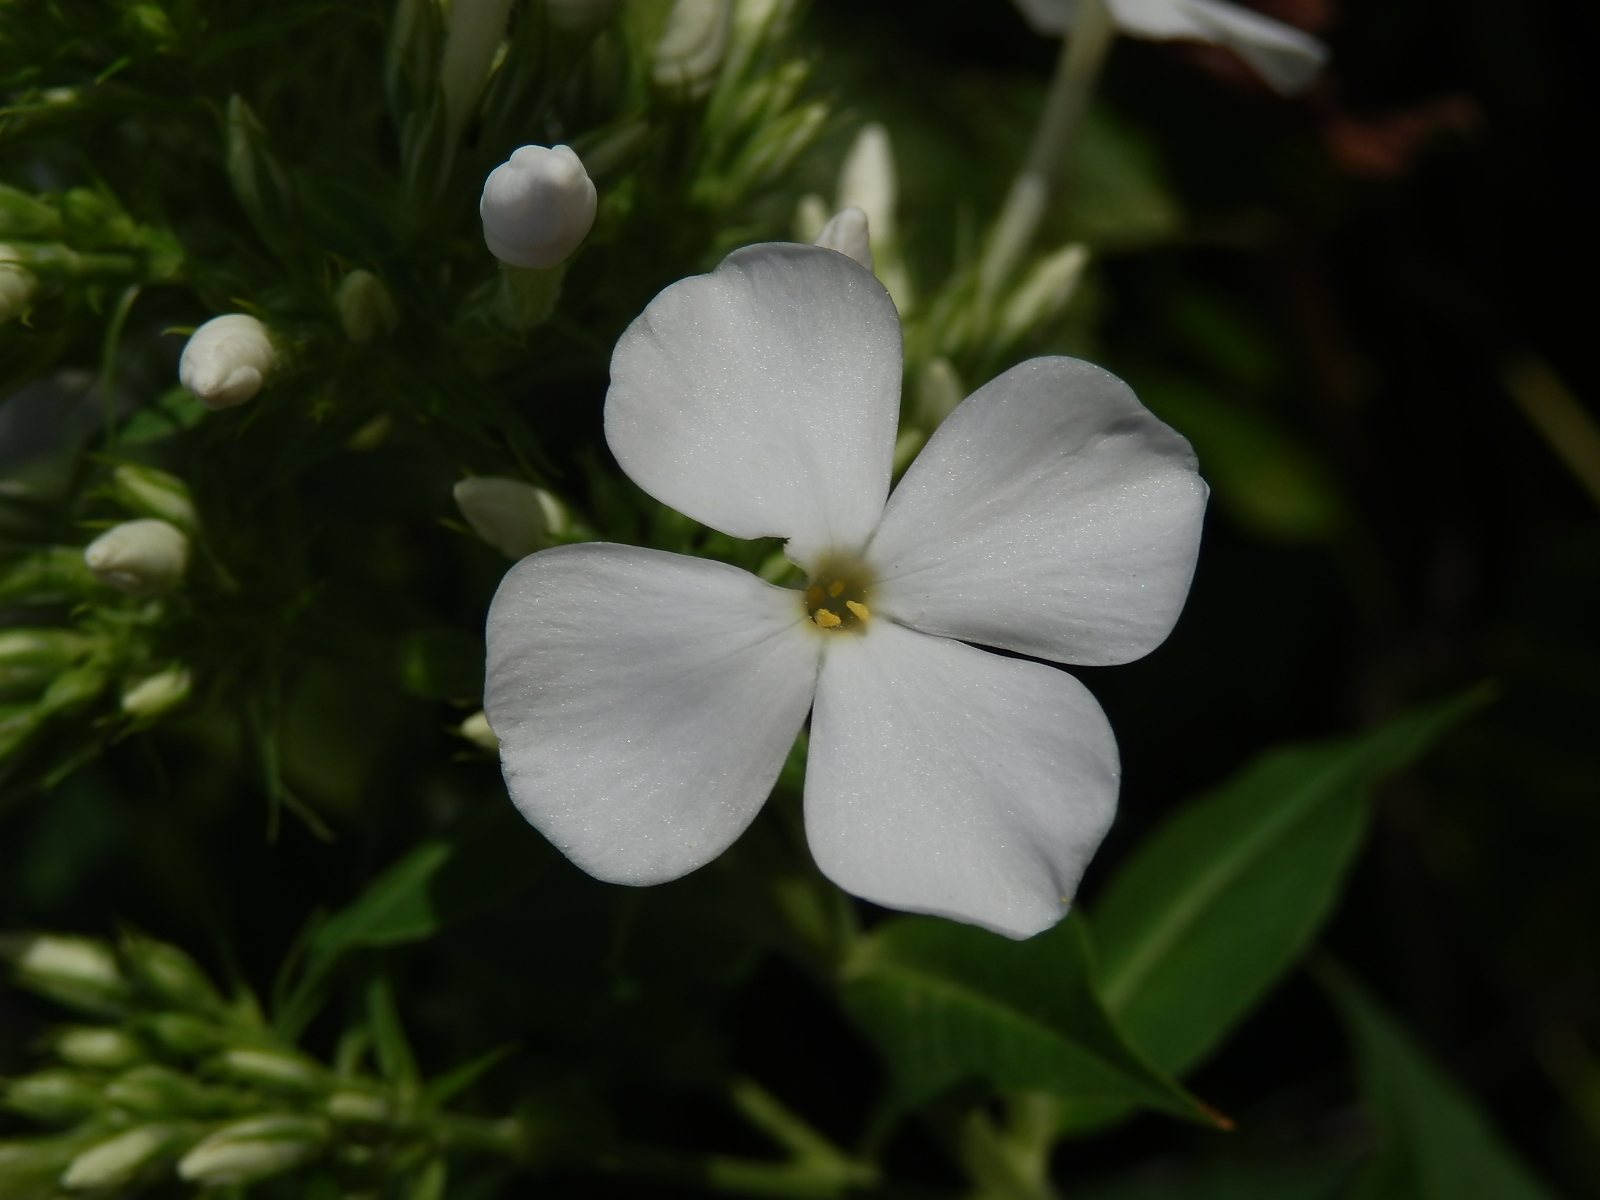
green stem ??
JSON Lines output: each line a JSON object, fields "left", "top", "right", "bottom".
{"left": 979, "top": 0, "right": 1116, "bottom": 297}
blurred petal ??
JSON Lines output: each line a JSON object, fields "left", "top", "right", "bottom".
{"left": 805, "top": 621, "right": 1118, "bottom": 940}
{"left": 605, "top": 243, "right": 902, "bottom": 569}
{"left": 868, "top": 357, "right": 1206, "bottom": 666}
{"left": 485, "top": 543, "right": 820, "bottom": 885}
{"left": 1178, "top": 0, "right": 1327, "bottom": 94}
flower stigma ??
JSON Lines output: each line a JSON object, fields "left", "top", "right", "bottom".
{"left": 802, "top": 556, "right": 873, "bottom": 632}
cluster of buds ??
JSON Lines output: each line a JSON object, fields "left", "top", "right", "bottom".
{"left": 0, "top": 933, "right": 525, "bottom": 1198}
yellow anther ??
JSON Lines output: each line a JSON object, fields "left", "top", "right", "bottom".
{"left": 813, "top": 609, "right": 843, "bottom": 629}
{"left": 845, "top": 600, "right": 870, "bottom": 622}
{"left": 828, "top": 579, "right": 846, "bottom": 597}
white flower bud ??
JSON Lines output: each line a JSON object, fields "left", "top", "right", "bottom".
{"left": 84, "top": 519, "right": 189, "bottom": 596}
{"left": 57, "top": 1027, "right": 143, "bottom": 1070}
{"left": 651, "top": 0, "right": 732, "bottom": 95}
{"left": 178, "top": 314, "right": 276, "bottom": 410}
{"left": 5, "top": 1070, "right": 101, "bottom": 1123}
{"left": 457, "top": 710, "right": 499, "bottom": 751}
{"left": 61, "top": 1125, "right": 184, "bottom": 1191}
{"left": 546, "top": 0, "right": 621, "bottom": 32}
{"left": 440, "top": 0, "right": 515, "bottom": 139}
{"left": 836, "top": 124, "right": 897, "bottom": 247}
{"left": 0, "top": 255, "right": 39, "bottom": 324}
{"left": 813, "top": 207, "right": 874, "bottom": 272}
{"left": 111, "top": 464, "right": 198, "bottom": 530}
{"left": 177, "top": 1116, "right": 328, "bottom": 1187}
{"left": 219, "top": 1048, "right": 325, "bottom": 1092}
{"left": 998, "top": 242, "right": 1089, "bottom": 344}
{"left": 454, "top": 477, "right": 550, "bottom": 559}
{"left": 334, "top": 269, "right": 399, "bottom": 345}
{"left": 325, "top": 1091, "right": 391, "bottom": 1123}
{"left": 480, "top": 145, "right": 597, "bottom": 269}
{"left": 121, "top": 667, "right": 193, "bottom": 718}
{"left": 15, "top": 935, "right": 120, "bottom": 989}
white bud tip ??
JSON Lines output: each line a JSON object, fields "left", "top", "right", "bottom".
{"left": 652, "top": 0, "right": 733, "bottom": 92}
{"left": 454, "top": 476, "right": 549, "bottom": 559}
{"left": 84, "top": 519, "right": 190, "bottom": 597}
{"left": 178, "top": 314, "right": 276, "bottom": 410}
{"left": 457, "top": 710, "right": 500, "bottom": 751}
{"left": 813, "top": 207, "right": 874, "bottom": 272}
{"left": 480, "top": 145, "right": 598, "bottom": 269}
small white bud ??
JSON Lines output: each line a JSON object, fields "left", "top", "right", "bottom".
{"left": 480, "top": 145, "right": 597, "bottom": 269}
{"left": 998, "top": 242, "right": 1089, "bottom": 344}
{"left": 813, "top": 207, "right": 874, "bottom": 272}
{"left": 111, "top": 464, "right": 198, "bottom": 530}
{"left": 178, "top": 314, "right": 276, "bottom": 410}
{"left": 121, "top": 667, "right": 193, "bottom": 718}
{"left": 177, "top": 1116, "right": 328, "bottom": 1187}
{"left": 440, "top": 0, "right": 515, "bottom": 139}
{"left": 836, "top": 124, "right": 897, "bottom": 247}
{"left": 13, "top": 936, "right": 123, "bottom": 1002}
{"left": 57, "top": 1027, "right": 143, "bottom": 1070}
{"left": 453, "top": 477, "right": 549, "bottom": 559}
{"left": 457, "top": 710, "right": 499, "bottom": 751}
{"left": 219, "top": 1048, "right": 325, "bottom": 1091}
{"left": 326, "top": 1091, "right": 391, "bottom": 1124}
{"left": 61, "top": 1125, "right": 183, "bottom": 1191}
{"left": 651, "top": 0, "right": 732, "bottom": 95}
{"left": 0, "top": 255, "right": 39, "bottom": 324}
{"left": 84, "top": 519, "right": 189, "bottom": 596}
{"left": 334, "top": 269, "right": 399, "bottom": 345}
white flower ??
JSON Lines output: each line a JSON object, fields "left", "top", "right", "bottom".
{"left": 178, "top": 313, "right": 276, "bottom": 410}
{"left": 84, "top": 519, "right": 189, "bottom": 596}
{"left": 485, "top": 245, "right": 1206, "bottom": 939}
{"left": 480, "top": 145, "right": 598, "bottom": 269}
{"left": 1012, "top": 0, "right": 1327, "bottom": 95}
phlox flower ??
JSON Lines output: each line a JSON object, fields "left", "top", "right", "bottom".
{"left": 484, "top": 244, "right": 1207, "bottom": 938}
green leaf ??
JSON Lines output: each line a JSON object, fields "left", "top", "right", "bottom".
{"left": 1093, "top": 690, "right": 1488, "bottom": 1081}
{"left": 1319, "top": 964, "right": 1557, "bottom": 1200}
{"left": 307, "top": 841, "right": 453, "bottom": 970}
{"left": 840, "top": 914, "right": 1217, "bottom": 1124}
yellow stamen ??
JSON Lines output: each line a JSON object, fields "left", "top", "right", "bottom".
{"left": 845, "top": 600, "right": 870, "bottom": 622}
{"left": 813, "top": 609, "right": 843, "bottom": 628}
{"left": 828, "top": 579, "right": 846, "bottom": 597}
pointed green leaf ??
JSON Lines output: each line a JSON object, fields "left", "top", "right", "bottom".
{"left": 1320, "top": 965, "right": 1556, "bottom": 1200}
{"left": 840, "top": 914, "right": 1217, "bottom": 1124}
{"left": 1094, "top": 690, "right": 1488, "bottom": 1078}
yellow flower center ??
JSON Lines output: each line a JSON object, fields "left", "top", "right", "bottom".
{"left": 802, "top": 557, "right": 872, "bottom": 632}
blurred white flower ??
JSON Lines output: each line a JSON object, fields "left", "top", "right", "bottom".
{"left": 486, "top": 245, "right": 1207, "bottom": 938}
{"left": 651, "top": 0, "right": 732, "bottom": 94}
{"left": 480, "top": 145, "right": 597, "bottom": 269}
{"left": 813, "top": 206, "right": 873, "bottom": 271}
{"left": 453, "top": 476, "right": 560, "bottom": 559}
{"left": 178, "top": 314, "right": 276, "bottom": 410}
{"left": 85, "top": 519, "right": 189, "bottom": 596}
{"left": 1011, "top": 0, "right": 1327, "bottom": 94}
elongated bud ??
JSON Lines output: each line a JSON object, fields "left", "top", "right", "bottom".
{"left": 56, "top": 1027, "right": 144, "bottom": 1070}
{"left": 837, "top": 124, "right": 897, "bottom": 246}
{"left": 4, "top": 1070, "right": 101, "bottom": 1123}
{"left": 998, "top": 242, "right": 1089, "bottom": 344}
{"left": 335, "top": 269, "right": 400, "bottom": 345}
{"left": 0, "top": 255, "right": 38, "bottom": 324}
{"left": 456, "top": 710, "right": 499, "bottom": 751}
{"left": 111, "top": 464, "right": 198, "bottom": 531}
{"left": 218, "top": 1048, "right": 325, "bottom": 1092}
{"left": 325, "top": 1091, "right": 391, "bottom": 1124}
{"left": 440, "top": 0, "right": 514, "bottom": 139}
{"left": 454, "top": 477, "right": 551, "bottom": 559}
{"left": 546, "top": 0, "right": 620, "bottom": 32}
{"left": 177, "top": 1115, "right": 328, "bottom": 1187}
{"left": 122, "top": 668, "right": 193, "bottom": 718}
{"left": 60, "top": 1124, "right": 188, "bottom": 1190}
{"left": 122, "top": 933, "right": 222, "bottom": 1011}
{"left": 84, "top": 519, "right": 189, "bottom": 596}
{"left": 105, "top": 1066, "right": 230, "bottom": 1118}
{"left": 178, "top": 314, "right": 276, "bottom": 410}
{"left": 0, "top": 630, "right": 93, "bottom": 693}
{"left": 813, "top": 207, "right": 873, "bottom": 271}
{"left": 652, "top": 0, "right": 732, "bottom": 95}
{"left": 4, "top": 935, "right": 129, "bottom": 1013}
{"left": 480, "top": 145, "right": 597, "bottom": 269}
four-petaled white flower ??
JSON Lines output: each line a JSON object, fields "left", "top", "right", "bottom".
{"left": 485, "top": 244, "right": 1207, "bottom": 939}
{"left": 1012, "top": 0, "right": 1327, "bottom": 95}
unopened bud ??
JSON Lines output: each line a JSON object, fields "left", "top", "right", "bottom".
{"left": 110, "top": 464, "right": 198, "bottom": 530}
{"left": 651, "top": 0, "right": 732, "bottom": 95}
{"left": 56, "top": 1027, "right": 143, "bottom": 1070}
{"left": 218, "top": 1048, "right": 324, "bottom": 1092}
{"left": 480, "top": 145, "right": 597, "bottom": 269}
{"left": 60, "top": 1124, "right": 187, "bottom": 1190}
{"left": 105, "top": 1065, "right": 231, "bottom": 1118}
{"left": 0, "top": 631, "right": 93, "bottom": 693}
{"left": 0, "top": 256, "right": 39, "bottom": 324}
{"left": 441, "top": 0, "right": 515, "bottom": 139}
{"left": 4, "top": 1071, "right": 101, "bottom": 1123}
{"left": 813, "top": 207, "right": 873, "bottom": 272}
{"left": 335, "top": 269, "right": 400, "bottom": 345}
{"left": 84, "top": 519, "right": 189, "bottom": 596}
{"left": 453, "top": 477, "right": 550, "bottom": 559}
{"left": 998, "top": 242, "right": 1089, "bottom": 345}
{"left": 837, "top": 124, "right": 897, "bottom": 247}
{"left": 121, "top": 667, "right": 193, "bottom": 719}
{"left": 914, "top": 357, "right": 966, "bottom": 431}
{"left": 456, "top": 710, "right": 499, "bottom": 751}
{"left": 178, "top": 314, "right": 276, "bottom": 410}
{"left": 176, "top": 1115, "right": 328, "bottom": 1187}
{"left": 6, "top": 935, "right": 129, "bottom": 1013}
{"left": 325, "top": 1091, "right": 391, "bottom": 1124}
{"left": 122, "top": 934, "right": 221, "bottom": 1011}
{"left": 546, "top": 0, "right": 621, "bottom": 32}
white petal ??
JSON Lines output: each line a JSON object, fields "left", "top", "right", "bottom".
{"left": 814, "top": 207, "right": 874, "bottom": 272}
{"left": 485, "top": 543, "right": 820, "bottom": 885}
{"left": 605, "top": 243, "right": 902, "bottom": 569}
{"left": 805, "top": 620, "right": 1118, "bottom": 940}
{"left": 1177, "top": 0, "right": 1327, "bottom": 94}
{"left": 868, "top": 357, "right": 1206, "bottom": 666}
